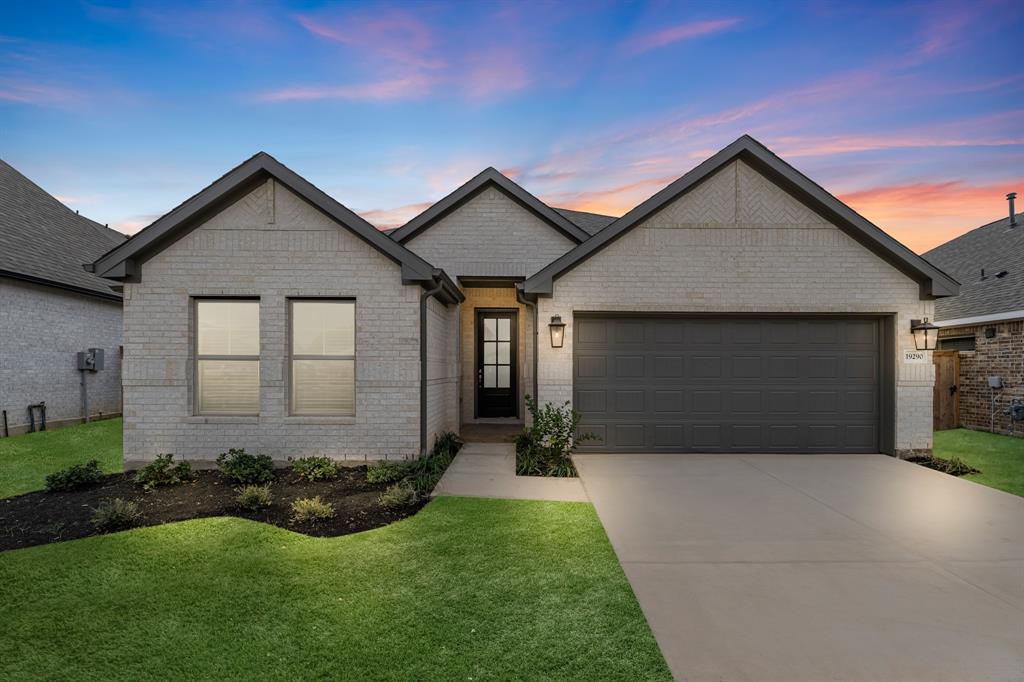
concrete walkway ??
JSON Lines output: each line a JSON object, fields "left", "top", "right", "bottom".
{"left": 575, "top": 453, "right": 1024, "bottom": 682}
{"left": 433, "top": 442, "right": 588, "bottom": 502}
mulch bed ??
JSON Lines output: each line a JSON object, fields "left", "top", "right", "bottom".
{"left": 0, "top": 466, "right": 426, "bottom": 552}
{"left": 907, "top": 455, "right": 981, "bottom": 477}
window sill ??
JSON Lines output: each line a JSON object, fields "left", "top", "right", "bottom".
{"left": 283, "top": 416, "right": 357, "bottom": 425}
{"left": 185, "top": 416, "right": 259, "bottom": 425}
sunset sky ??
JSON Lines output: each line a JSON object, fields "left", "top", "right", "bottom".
{"left": 2, "top": 1, "right": 1021, "bottom": 253}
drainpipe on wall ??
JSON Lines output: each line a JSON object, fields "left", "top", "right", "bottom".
{"left": 516, "top": 284, "right": 538, "bottom": 416}
{"left": 419, "top": 273, "right": 445, "bottom": 458}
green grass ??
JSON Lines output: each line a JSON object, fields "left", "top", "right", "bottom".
{"left": 0, "top": 418, "right": 122, "bottom": 498}
{"left": 0, "top": 496, "right": 670, "bottom": 681}
{"left": 934, "top": 428, "right": 1024, "bottom": 497}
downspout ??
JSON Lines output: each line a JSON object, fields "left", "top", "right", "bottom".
{"left": 516, "top": 284, "right": 538, "bottom": 410}
{"left": 419, "top": 273, "right": 445, "bottom": 457}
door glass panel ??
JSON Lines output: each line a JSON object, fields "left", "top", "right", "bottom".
{"left": 483, "top": 342, "right": 496, "bottom": 364}
{"left": 497, "top": 318, "right": 510, "bottom": 341}
{"left": 484, "top": 366, "right": 497, "bottom": 388}
{"left": 497, "top": 341, "right": 510, "bottom": 364}
{"left": 483, "top": 318, "right": 497, "bottom": 340}
{"left": 497, "top": 366, "right": 510, "bottom": 388}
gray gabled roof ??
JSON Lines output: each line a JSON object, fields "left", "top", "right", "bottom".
{"left": 554, "top": 207, "right": 617, "bottom": 235}
{"left": 388, "top": 167, "right": 592, "bottom": 244}
{"left": 923, "top": 211, "right": 1024, "bottom": 322}
{"left": 88, "top": 152, "right": 463, "bottom": 304}
{"left": 524, "top": 135, "right": 959, "bottom": 300}
{"left": 0, "top": 158, "right": 126, "bottom": 301}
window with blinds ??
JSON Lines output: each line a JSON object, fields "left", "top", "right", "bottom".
{"left": 195, "top": 299, "right": 260, "bottom": 415}
{"left": 290, "top": 300, "right": 355, "bottom": 415}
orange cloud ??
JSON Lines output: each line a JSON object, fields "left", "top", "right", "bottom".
{"left": 840, "top": 180, "right": 1022, "bottom": 253}
{"left": 359, "top": 201, "right": 434, "bottom": 228}
{"left": 623, "top": 18, "right": 742, "bottom": 54}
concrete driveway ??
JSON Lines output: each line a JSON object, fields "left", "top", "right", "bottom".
{"left": 574, "top": 454, "right": 1024, "bottom": 682}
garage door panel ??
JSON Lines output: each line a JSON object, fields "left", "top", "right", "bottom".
{"left": 574, "top": 316, "right": 881, "bottom": 453}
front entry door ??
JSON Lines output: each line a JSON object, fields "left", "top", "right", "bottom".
{"left": 476, "top": 310, "right": 517, "bottom": 418}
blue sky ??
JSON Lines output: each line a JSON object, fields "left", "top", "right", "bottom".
{"left": 1, "top": 0, "right": 1021, "bottom": 252}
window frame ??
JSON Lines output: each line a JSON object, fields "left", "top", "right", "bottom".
{"left": 193, "top": 297, "right": 261, "bottom": 416}
{"left": 288, "top": 298, "right": 357, "bottom": 417}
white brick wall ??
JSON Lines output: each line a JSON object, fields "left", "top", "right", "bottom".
{"left": 122, "top": 180, "right": 422, "bottom": 465}
{"left": 405, "top": 186, "right": 576, "bottom": 278}
{"left": 536, "top": 160, "right": 935, "bottom": 453}
{"left": 0, "top": 278, "right": 122, "bottom": 432}
{"left": 425, "top": 295, "right": 459, "bottom": 445}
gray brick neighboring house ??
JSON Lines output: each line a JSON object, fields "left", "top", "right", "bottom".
{"left": 1, "top": 159, "right": 126, "bottom": 436}
{"left": 90, "top": 136, "right": 958, "bottom": 467}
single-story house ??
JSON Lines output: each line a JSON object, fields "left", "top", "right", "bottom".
{"left": 88, "top": 135, "right": 958, "bottom": 467}
{"left": 0, "top": 159, "right": 126, "bottom": 436}
{"left": 923, "top": 194, "right": 1023, "bottom": 437}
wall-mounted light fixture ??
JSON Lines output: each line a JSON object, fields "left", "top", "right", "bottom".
{"left": 549, "top": 315, "right": 566, "bottom": 348}
{"left": 910, "top": 317, "right": 939, "bottom": 351}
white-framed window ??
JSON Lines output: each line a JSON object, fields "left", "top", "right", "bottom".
{"left": 290, "top": 299, "right": 355, "bottom": 416}
{"left": 195, "top": 299, "right": 260, "bottom": 415}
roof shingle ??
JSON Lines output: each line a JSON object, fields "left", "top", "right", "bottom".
{"left": 923, "top": 212, "right": 1024, "bottom": 321}
{"left": 0, "top": 159, "right": 126, "bottom": 299}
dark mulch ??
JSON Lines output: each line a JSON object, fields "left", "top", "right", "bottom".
{"left": 0, "top": 466, "right": 425, "bottom": 551}
{"left": 907, "top": 455, "right": 981, "bottom": 477}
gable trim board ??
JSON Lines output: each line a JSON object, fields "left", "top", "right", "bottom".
{"left": 522, "top": 135, "right": 958, "bottom": 300}
{"left": 88, "top": 152, "right": 463, "bottom": 305}
{"left": 388, "top": 167, "right": 591, "bottom": 245}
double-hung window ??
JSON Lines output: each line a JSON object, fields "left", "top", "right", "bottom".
{"left": 290, "top": 300, "right": 355, "bottom": 415}
{"left": 195, "top": 299, "right": 260, "bottom": 415}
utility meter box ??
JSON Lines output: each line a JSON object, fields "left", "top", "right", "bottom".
{"left": 77, "top": 348, "right": 104, "bottom": 372}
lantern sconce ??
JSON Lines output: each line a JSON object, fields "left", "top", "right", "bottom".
{"left": 910, "top": 317, "right": 939, "bottom": 351}
{"left": 549, "top": 315, "right": 566, "bottom": 348}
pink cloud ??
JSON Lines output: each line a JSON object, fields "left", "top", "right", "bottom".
{"left": 840, "top": 180, "right": 1023, "bottom": 253}
{"left": 258, "top": 75, "right": 435, "bottom": 102}
{"left": 623, "top": 18, "right": 742, "bottom": 54}
{"left": 462, "top": 47, "right": 530, "bottom": 100}
{"left": 359, "top": 201, "right": 435, "bottom": 229}
{"left": 0, "top": 80, "right": 85, "bottom": 107}
{"left": 295, "top": 11, "right": 444, "bottom": 69}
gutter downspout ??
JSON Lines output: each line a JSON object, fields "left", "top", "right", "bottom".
{"left": 419, "top": 273, "right": 445, "bottom": 457}
{"left": 516, "top": 284, "right": 538, "bottom": 411}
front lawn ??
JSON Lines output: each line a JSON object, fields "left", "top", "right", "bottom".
{"left": 0, "top": 496, "right": 671, "bottom": 681}
{"left": 934, "top": 428, "right": 1024, "bottom": 497}
{"left": 0, "top": 418, "right": 122, "bottom": 498}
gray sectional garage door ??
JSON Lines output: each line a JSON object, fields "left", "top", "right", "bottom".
{"left": 573, "top": 316, "right": 882, "bottom": 453}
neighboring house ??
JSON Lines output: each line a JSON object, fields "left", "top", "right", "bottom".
{"left": 923, "top": 195, "right": 1023, "bottom": 437}
{"left": 0, "top": 159, "right": 126, "bottom": 436}
{"left": 89, "top": 135, "right": 957, "bottom": 467}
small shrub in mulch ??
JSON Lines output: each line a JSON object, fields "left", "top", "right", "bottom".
{"left": 290, "top": 496, "right": 336, "bottom": 525}
{"left": 515, "top": 397, "right": 594, "bottom": 477}
{"left": 235, "top": 485, "right": 272, "bottom": 511}
{"left": 289, "top": 456, "right": 340, "bottom": 482}
{"left": 91, "top": 498, "right": 141, "bottom": 532}
{"left": 134, "top": 454, "right": 194, "bottom": 492}
{"left": 907, "top": 454, "right": 981, "bottom": 477}
{"left": 379, "top": 480, "right": 418, "bottom": 508}
{"left": 45, "top": 460, "right": 104, "bottom": 492}
{"left": 366, "top": 461, "right": 408, "bottom": 484}
{"left": 216, "top": 448, "right": 275, "bottom": 485}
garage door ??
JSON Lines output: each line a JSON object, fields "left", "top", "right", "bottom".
{"left": 573, "top": 316, "right": 882, "bottom": 453}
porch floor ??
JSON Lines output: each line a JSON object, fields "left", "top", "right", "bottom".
{"left": 459, "top": 423, "right": 522, "bottom": 443}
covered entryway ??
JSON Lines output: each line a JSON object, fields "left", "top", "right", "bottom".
{"left": 574, "top": 315, "right": 887, "bottom": 453}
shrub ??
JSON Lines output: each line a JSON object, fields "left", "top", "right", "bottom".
{"left": 235, "top": 485, "right": 272, "bottom": 510}
{"left": 403, "top": 432, "right": 461, "bottom": 496}
{"left": 515, "top": 396, "right": 594, "bottom": 477}
{"left": 216, "top": 448, "right": 275, "bottom": 485}
{"left": 290, "top": 496, "right": 335, "bottom": 524}
{"left": 379, "top": 480, "right": 418, "bottom": 508}
{"left": 134, "top": 454, "right": 194, "bottom": 492}
{"left": 366, "top": 461, "right": 407, "bottom": 484}
{"left": 91, "top": 498, "right": 141, "bottom": 532}
{"left": 289, "top": 456, "right": 340, "bottom": 482}
{"left": 45, "top": 459, "right": 104, "bottom": 492}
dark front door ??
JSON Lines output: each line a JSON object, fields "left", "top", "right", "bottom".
{"left": 476, "top": 310, "right": 517, "bottom": 418}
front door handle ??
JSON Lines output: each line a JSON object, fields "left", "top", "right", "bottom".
{"left": 949, "top": 385, "right": 957, "bottom": 395}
